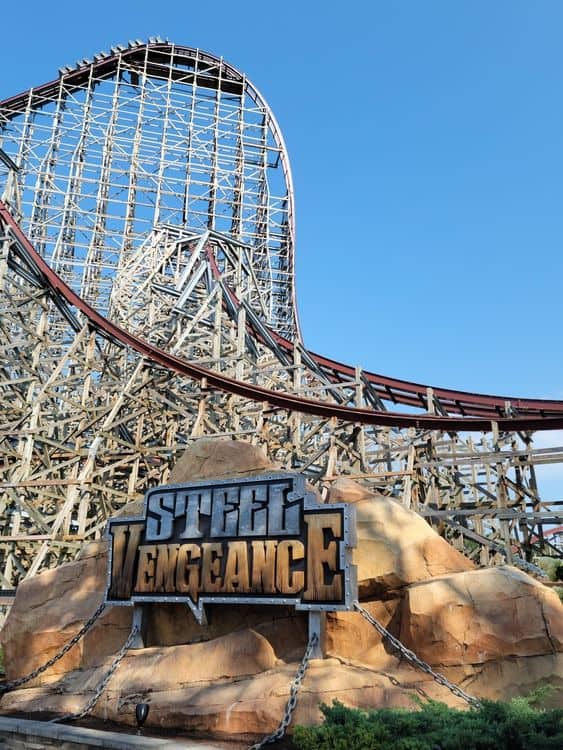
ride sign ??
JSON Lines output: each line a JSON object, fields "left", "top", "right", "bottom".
{"left": 105, "top": 472, "right": 356, "bottom": 621}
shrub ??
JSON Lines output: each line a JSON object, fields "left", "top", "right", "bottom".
{"left": 293, "top": 697, "right": 563, "bottom": 750}
{"left": 534, "top": 556, "right": 563, "bottom": 582}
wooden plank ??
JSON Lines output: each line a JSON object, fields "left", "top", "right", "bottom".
{"left": 0, "top": 480, "right": 88, "bottom": 489}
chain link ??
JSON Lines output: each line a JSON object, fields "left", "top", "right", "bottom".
{"left": 50, "top": 623, "right": 139, "bottom": 724}
{"left": 248, "top": 631, "right": 318, "bottom": 750}
{"left": 354, "top": 602, "right": 481, "bottom": 708}
{"left": 511, "top": 557, "right": 546, "bottom": 577}
{"left": 0, "top": 601, "right": 107, "bottom": 695}
{"left": 0, "top": 599, "right": 483, "bottom": 738}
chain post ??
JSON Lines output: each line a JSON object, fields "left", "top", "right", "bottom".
{"left": 131, "top": 605, "right": 145, "bottom": 648}
{"left": 308, "top": 610, "right": 325, "bottom": 659}
{"left": 354, "top": 602, "right": 482, "bottom": 708}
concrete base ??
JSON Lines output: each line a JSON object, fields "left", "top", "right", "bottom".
{"left": 0, "top": 716, "right": 227, "bottom": 750}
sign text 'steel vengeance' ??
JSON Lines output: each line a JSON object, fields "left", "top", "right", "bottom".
{"left": 105, "top": 473, "right": 356, "bottom": 620}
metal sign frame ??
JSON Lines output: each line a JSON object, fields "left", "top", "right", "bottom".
{"left": 105, "top": 472, "right": 357, "bottom": 623}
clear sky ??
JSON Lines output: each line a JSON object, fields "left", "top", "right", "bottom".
{"left": 1, "top": 0, "right": 562, "bottom": 401}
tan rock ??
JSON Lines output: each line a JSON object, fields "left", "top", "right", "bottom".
{"left": 0, "top": 541, "right": 131, "bottom": 684}
{"left": 0, "top": 657, "right": 470, "bottom": 736}
{"left": 143, "top": 603, "right": 308, "bottom": 662}
{"left": 326, "top": 477, "right": 378, "bottom": 503}
{"left": 169, "top": 438, "right": 277, "bottom": 483}
{"left": 450, "top": 653, "right": 563, "bottom": 707}
{"left": 325, "top": 598, "right": 401, "bottom": 668}
{"left": 4, "top": 650, "right": 563, "bottom": 737}
{"left": 113, "top": 629, "right": 278, "bottom": 691}
{"left": 354, "top": 498, "right": 474, "bottom": 597}
{"left": 399, "top": 566, "right": 563, "bottom": 667}
{"left": 76, "top": 539, "right": 108, "bottom": 559}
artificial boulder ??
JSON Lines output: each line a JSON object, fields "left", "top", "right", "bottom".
{"left": 0, "top": 657, "right": 471, "bottom": 735}
{"left": 168, "top": 437, "right": 278, "bottom": 483}
{"left": 324, "top": 598, "right": 401, "bottom": 668}
{"left": 326, "top": 477, "right": 378, "bottom": 504}
{"left": 399, "top": 566, "right": 563, "bottom": 666}
{"left": 142, "top": 603, "right": 308, "bottom": 660}
{"left": 2, "top": 439, "right": 563, "bottom": 740}
{"left": 0, "top": 540, "right": 131, "bottom": 685}
{"left": 353, "top": 495, "right": 474, "bottom": 597}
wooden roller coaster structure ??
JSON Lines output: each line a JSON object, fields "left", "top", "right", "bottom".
{"left": 0, "top": 40, "right": 562, "bottom": 591}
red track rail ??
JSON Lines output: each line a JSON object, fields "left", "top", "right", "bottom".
{"left": 2, "top": 202, "right": 563, "bottom": 432}
{"left": 205, "top": 246, "right": 563, "bottom": 420}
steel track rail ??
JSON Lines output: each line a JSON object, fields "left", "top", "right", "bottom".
{"left": 2, "top": 202, "right": 563, "bottom": 433}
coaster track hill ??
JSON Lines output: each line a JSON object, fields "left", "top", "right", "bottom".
{"left": 0, "top": 40, "right": 562, "bottom": 593}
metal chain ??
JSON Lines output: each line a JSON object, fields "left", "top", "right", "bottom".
{"left": 509, "top": 557, "right": 546, "bottom": 577}
{"left": 354, "top": 602, "right": 481, "bottom": 708}
{"left": 50, "top": 622, "right": 139, "bottom": 724}
{"left": 248, "top": 631, "right": 318, "bottom": 750}
{"left": 0, "top": 601, "right": 107, "bottom": 695}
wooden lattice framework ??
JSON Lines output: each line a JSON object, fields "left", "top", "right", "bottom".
{"left": 0, "top": 41, "right": 562, "bottom": 592}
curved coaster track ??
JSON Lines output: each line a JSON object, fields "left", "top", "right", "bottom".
{"left": 0, "top": 40, "right": 562, "bottom": 589}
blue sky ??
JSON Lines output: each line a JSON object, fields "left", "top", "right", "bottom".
{"left": 1, "top": 1, "right": 562, "bottom": 399}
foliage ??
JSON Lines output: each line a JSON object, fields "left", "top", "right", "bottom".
{"left": 293, "top": 696, "right": 563, "bottom": 750}
{"left": 534, "top": 556, "right": 563, "bottom": 582}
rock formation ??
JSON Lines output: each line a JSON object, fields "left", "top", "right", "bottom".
{"left": 352, "top": 494, "right": 474, "bottom": 596}
{"left": 1, "top": 438, "right": 562, "bottom": 741}
{"left": 400, "top": 566, "right": 563, "bottom": 664}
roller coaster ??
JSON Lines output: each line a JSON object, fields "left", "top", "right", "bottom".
{"left": 0, "top": 40, "right": 562, "bottom": 589}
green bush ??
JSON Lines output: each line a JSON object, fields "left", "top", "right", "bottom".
{"left": 293, "top": 697, "right": 563, "bottom": 750}
{"left": 534, "top": 556, "right": 563, "bottom": 582}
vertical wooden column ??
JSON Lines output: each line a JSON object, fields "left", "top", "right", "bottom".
{"left": 492, "top": 421, "right": 513, "bottom": 564}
